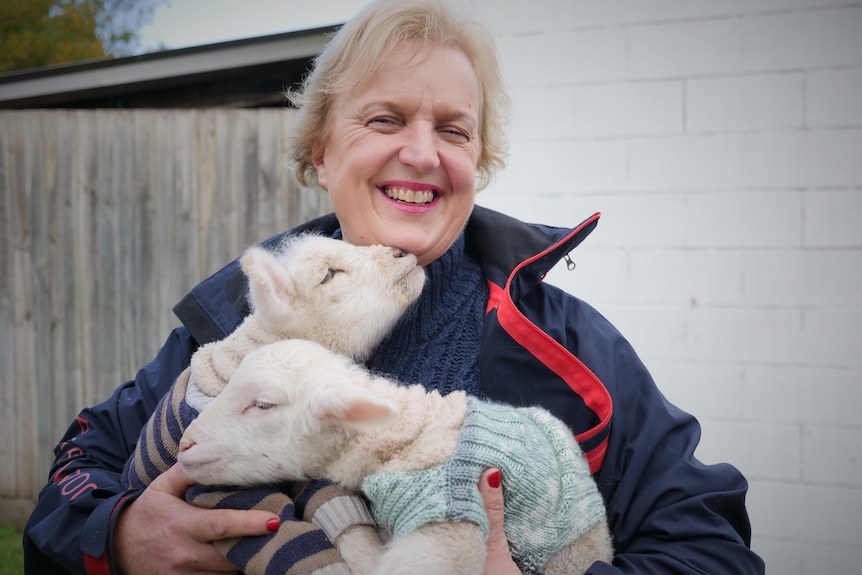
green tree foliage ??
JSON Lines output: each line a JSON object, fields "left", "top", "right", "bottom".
{"left": 0, "top": 0, "right": 164, "bottom": 73}
{"left": 91, "top": 0, "right": 166, "bottom": 57}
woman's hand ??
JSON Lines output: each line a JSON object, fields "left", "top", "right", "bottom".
{"left": 479, "top": 468, "right": 521, "bottom": 575}
{"left": 113, "top": 464, "right": 279, "bottom": 575}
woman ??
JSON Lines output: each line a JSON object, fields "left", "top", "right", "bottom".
{"left": 24, "top": 1, "right": 765, "bottom": 574}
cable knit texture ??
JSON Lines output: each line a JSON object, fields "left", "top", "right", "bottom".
{"left": 370, "top": 232, "right": 486, "bottom": 396}
{"left": 361, "top": 397, "right": 606, "bottom": 569}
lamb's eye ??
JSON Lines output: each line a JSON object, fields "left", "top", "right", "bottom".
{"left": 320, "top": 268, "right": 344, "bottom": 285}
{"left": 254, "top": 401, "right": 275, "bottom": 410}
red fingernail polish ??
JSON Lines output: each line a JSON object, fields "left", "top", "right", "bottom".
{"left": 487, "top": 470, "right": 502, "bottom": 489}
{"left": 266, "top": 518, "right": 280, "bottom": 532}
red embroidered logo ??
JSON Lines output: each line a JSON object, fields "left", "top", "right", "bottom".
{"left": 55, "top": 469, "right": 97, "bottom": 501}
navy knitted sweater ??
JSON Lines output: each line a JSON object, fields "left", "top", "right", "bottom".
{"left": 370, "top": 231, "right": 487, "bottom": 397}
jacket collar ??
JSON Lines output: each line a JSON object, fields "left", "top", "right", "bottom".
{"left": 468, "top": 206, "right": 599, "bottom": 301}
{"left": 173, "top": 205, "right": 599, "bottom": 346}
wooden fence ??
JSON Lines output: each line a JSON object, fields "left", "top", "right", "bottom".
{"left": 0, "top": 109, "right": 332, "bottom": 526}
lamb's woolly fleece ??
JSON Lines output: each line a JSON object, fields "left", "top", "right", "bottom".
{"left": 314, "top": 378, "right": 468, "bottom": 489}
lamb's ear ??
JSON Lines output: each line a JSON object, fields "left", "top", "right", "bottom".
{"left": 312, "top": 377, "right": 398, "bottom": 429}
{"left": 241, "top": 246, "right": 296, "bottom": 310}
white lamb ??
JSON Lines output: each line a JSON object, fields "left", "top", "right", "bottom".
{"left": 189, "top": 233, "right": 427, "bottom": 400}
{"left": 178, "top": 338, "right": 615, "bottom": 575}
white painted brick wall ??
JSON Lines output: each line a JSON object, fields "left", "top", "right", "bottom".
{"left": 473, "top": 1, "right": 862, "bottom": 572}
{"left": 808, "top": 68, "right": 862, "bottom": 126}
{"left": 805, "top": 189, "right": 862, "bottom": 246}
{"left": 687, "top": 74, "right": 804, "bottom": 131}
{"left": 570, "top": 82, "right": 684, "bottom": 137}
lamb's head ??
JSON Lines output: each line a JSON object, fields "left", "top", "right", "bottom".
{"left": 178, "top": 339, "right": 399, "bottom": 487}
{"left": 240, "top": 234, "right": 425, "bottom": 361}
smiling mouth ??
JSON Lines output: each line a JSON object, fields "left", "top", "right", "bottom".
{"left": 383, "top": 186, "right": 435, "bottom": 205}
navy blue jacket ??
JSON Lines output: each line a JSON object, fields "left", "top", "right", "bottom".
{"left": 24, "top": 206, "right": 765, "bottom": 574}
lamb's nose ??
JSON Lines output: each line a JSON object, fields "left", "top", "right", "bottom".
{"left": 392, "top": 248, "right": 407, "bottom": 258}
{"left": 178, "top": 438, "right": 195, "bottom": 452}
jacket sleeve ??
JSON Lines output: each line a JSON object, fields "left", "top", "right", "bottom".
{"left": 23, "top": 327, "right": 197, "bottom": 575}
{"left": 579, "top": 318, "right": 766, "bottom": 575}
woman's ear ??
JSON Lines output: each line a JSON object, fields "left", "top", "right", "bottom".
{"left": 311, "top": 138, "right": 327, "bottom": 188}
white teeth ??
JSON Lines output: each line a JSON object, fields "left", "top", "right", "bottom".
{"left": 385, "top": 187, "right": 434, "bottom": 205}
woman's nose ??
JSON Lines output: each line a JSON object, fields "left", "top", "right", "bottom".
{"left": 398, "top": 123, "right": 440, "bottom": 172}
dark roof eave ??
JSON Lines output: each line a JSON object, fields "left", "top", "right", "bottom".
{"left": 0, "top": 25, "right": 338, "bottom": 108}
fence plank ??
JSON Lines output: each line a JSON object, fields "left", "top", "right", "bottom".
{"left": 0, "top": 108, "right": 333, "bottom": 521}
{"left": 0, "top": 112, "right": 19, "bottom": 500}
{"left": 52, "top": 111, "right": 85, "bottom": 443}
{"left": 32, "top": 112, "right": 60, "bottom": 492}
{"left": 10, "top": 112, "right": 36, "bottom": 499}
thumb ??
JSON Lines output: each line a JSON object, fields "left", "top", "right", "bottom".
{"left": 150, "top": 462, "right": 196, "bottom": 497}
{"left": 153, "top": 464, "right": 281, "bottom": 542}
{"left": 480, "top": 468, "right": 520, "bottom": 574}
{"left": 478, "top": 468, "right": 507, "bottom": 547}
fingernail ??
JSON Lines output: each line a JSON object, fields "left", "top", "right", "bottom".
{"left": 266, "top": 518, "right": 280, "bottom": 532}
{"left": 487, "top": 470, "right": 502, "bottom": 489}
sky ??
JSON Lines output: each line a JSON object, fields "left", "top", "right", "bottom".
{"left": 137, "top": 0, "right": 369, "bottom": 53}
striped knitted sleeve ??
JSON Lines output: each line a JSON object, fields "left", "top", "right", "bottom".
{"left": 121, "top": 368, "right": 197, "bottom": 489}
{"left": 292, "top": 481, "right": 377, "bottom": 543}
{"left": 186, "top": 483, "right": 351, "bottom": 575}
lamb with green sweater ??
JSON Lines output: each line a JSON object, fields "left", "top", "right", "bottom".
{"left": 178, "top": 338, "right": 615, "bottom": 575}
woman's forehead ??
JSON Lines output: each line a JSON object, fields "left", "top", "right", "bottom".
{"left": 338, "top": 44, "right": 481, "bottom": 115}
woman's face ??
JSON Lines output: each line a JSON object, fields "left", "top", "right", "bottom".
{"left": 312, "top": 43, "right": 482, "bottom": 266}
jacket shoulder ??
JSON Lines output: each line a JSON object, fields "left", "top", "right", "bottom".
{"left": 172, "top": 213, "right": 340, "bottom": 345}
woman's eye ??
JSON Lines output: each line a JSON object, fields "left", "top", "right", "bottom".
{"left": 369, "top": 116, "right": 401, "bottom": 131}
{"left": 441, "top": 126, "right": 469, "bottom": 141}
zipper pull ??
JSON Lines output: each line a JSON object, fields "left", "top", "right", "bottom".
{"left": 563, "top": 253, "right": 576, "bottom": 271}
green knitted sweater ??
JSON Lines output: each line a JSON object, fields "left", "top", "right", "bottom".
{"left": 361, "top": 397, "right": 606, "bottom": 569}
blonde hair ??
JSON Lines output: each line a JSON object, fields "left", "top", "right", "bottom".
{"left": 287, "top": 0, "right": 510, "bottom": 191}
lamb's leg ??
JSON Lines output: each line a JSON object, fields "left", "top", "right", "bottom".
{"left": 371, "top": 521, "right": 485, "bottom": 575}
{"left": 190, "top": 315, "right": 277, "bottom": 397}
{"left": 335, "top": 524, "right": 385, "bottom": 575}
{"left": 542, "top": 521, "right": 614, "bottom": 575}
